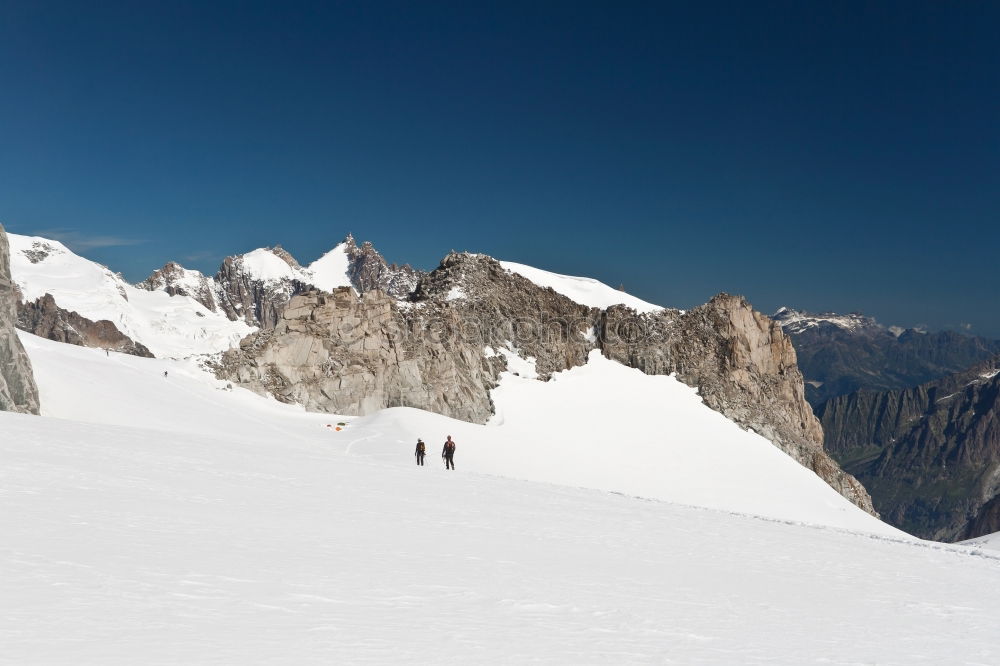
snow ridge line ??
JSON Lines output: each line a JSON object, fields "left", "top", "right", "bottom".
{"left": 602, "top": 490, "right": 1000, "bottom": 561}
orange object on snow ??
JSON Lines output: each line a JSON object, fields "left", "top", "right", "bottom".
{"left": 335, "top": 427, "right": 342, "bottom": 431}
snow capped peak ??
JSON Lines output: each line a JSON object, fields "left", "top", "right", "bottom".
{"left": 8, "top": 233, "right": 127, "bottom": 305}
{"left": 772, "top": 307, "right": 880, "bottom": 335}
{"left": 306, "top": 241, "right": 353, "bottom": 292}
{"left": 137, "top": 261, "right": 218, "bottom": 312}
{"left": 226, "top": 238, "right": 357, "bottom": 293}
{"left": 8, "top": 232, "right": 253, "bottom": 358}
{"left": 11, "top": 235, "right": 73, "bottom": 265}
{"left": 138, "top": 261, "right": 206, "bottom": 288}
{"left": 238, "top": 247, "right": 307, "bottom": 283}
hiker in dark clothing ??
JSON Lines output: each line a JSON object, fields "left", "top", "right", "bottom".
{"left": 415, "top": 439, "right": 426, "bottom": 466}
{"left": 442, "top": 435, "right": 456, "bottom": 470}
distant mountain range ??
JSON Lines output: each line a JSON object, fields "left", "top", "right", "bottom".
{"left": 772, "top": 307, "right": 1000, "bottom": 407}
{"left": 774, "top": 306, "right": 1000, "bottom": 540}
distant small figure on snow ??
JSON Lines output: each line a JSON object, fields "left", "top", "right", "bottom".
{"left": 163, "top": 371, "right": 168, "bottom": 378}
{"left": 415, "top": 439, "right": 426, "bottom": 466}
{"left": 442, "top": 435, "right": 456, "bottom": 470}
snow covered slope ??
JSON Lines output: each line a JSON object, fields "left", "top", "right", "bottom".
{"left": 500, "top": 260, "right": 662, "bottom": 313}
{"left": 8, "top": 234, "right": 253, "bottom": 358}
{"left": 235, "top": 242, "right": 353, "bottom": 292}
{"left": 20, "top": 331, "right": 894, "bottom": 535}
{"left": 4, "top": 406, "right": 1000, "bottom": 663}
{"left": 306, "top": 242, "right": 353, "bottom": 291}
{"left": 960, "top": 531, "right": 1000, "bottom": 552}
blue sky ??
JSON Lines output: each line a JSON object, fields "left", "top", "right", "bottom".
{"left": 2, "top": 1, "right": 998, "bottom": 334}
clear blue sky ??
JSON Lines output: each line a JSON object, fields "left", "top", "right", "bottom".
{"left": 2, "top": 1, "right": 998, "bottom": 333}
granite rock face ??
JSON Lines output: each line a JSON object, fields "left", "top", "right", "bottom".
{"left": 344, "top": 235, "right": 423, "bottom": 298}
{"left": 219, "top": 286, "right": 505, "bottom": 422}
{"left": 601, "top": 294, "right": 875, "bottom": 514}
{"left": 218, "top": 253, "right": 875, "bottom": 515}
{"left": 0, "top": 224, "right": 40, "bottom": 414}
{"left": 819, "top": 358, "right": 1000, "bottom": 540}
{"left": 17, "top": 294, "right": 153, "bottom": 357}
{"left": 962, "top": 494, "right": 1000, "bottom": 541}
{"left": 217, "top": 253, "right": 592, "bottom": 421}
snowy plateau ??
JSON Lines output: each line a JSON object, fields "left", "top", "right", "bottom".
{"left": 3, "top": 236, "right": 1000, "bottom": 664}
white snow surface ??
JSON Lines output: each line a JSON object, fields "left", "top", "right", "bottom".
{"left": 19, "top": 332, "right": 896, "bottom": 536}
{"left": 304, "top": 242, "right": 353, "bottom": 292}
{"left": 237, "top": 242, "right": 353, "bottom": 293}
{"left": 8, "top": 234, "right": 254, "bottom": 358}
{"left": 500, "top": 260, "right": 663, "bottom": 313}
{"left": 238, "top": 247, "right": 303, "bottom": 282}
{"left": 959, "top": 531, "right": 1000, "bottom": 551}
{"left": 5, "top": 334, "right": 1000, "bottom": 663}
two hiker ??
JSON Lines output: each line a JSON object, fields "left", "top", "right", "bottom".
{"left": 414, "top": 435, "right": 457, "bottom": 470}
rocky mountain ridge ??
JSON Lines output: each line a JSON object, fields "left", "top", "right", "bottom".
{"left": 17, "top": 294, "right": 153, "bottom": 357}
{"left": 218, "top": 251, "right": 876, "bottom": 515}
{"left": 140, "top": 234, "right": 423, "bottom": 331}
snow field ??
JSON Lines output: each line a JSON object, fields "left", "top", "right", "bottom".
{"left": 3, "top": 410, "right": 1000, "bottom": 665}
{"left": 21, "top": 333, "right": 897, "bottom": 535}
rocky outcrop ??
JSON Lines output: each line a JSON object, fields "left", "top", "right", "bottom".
{"left": 343, "top": 234, "right": 423, "bottom": 298}
{"left": 819, "top": 358, "right": 1000, "bottom": 540}
{"left": 220, "top": 287, "right": 506, "bottom": 421}
{"left": 774, "top": 307, "right": 1000, "bottom": 406}
{"left": 137, "top": 262, "right": 217, "bottom": 311}
{"left": 16, "top": 294, "right": 153, "bottom": 357}
{"left": 217, "top": 253, "right": 594, "bottom": 421}
{"left": 0, "top": 224, "right": 40, "bottom": 414}
{"left": 218, "top": 253, "right": 875, "bottom": 515}
{"left": 601, "top": 295, "right": 875, "bottom": 514}
{"left": 214, "top": 250, "right": 309, "bottom": 329}
{"left": 411, "top": 252, "right": 596, "bottom": 378}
